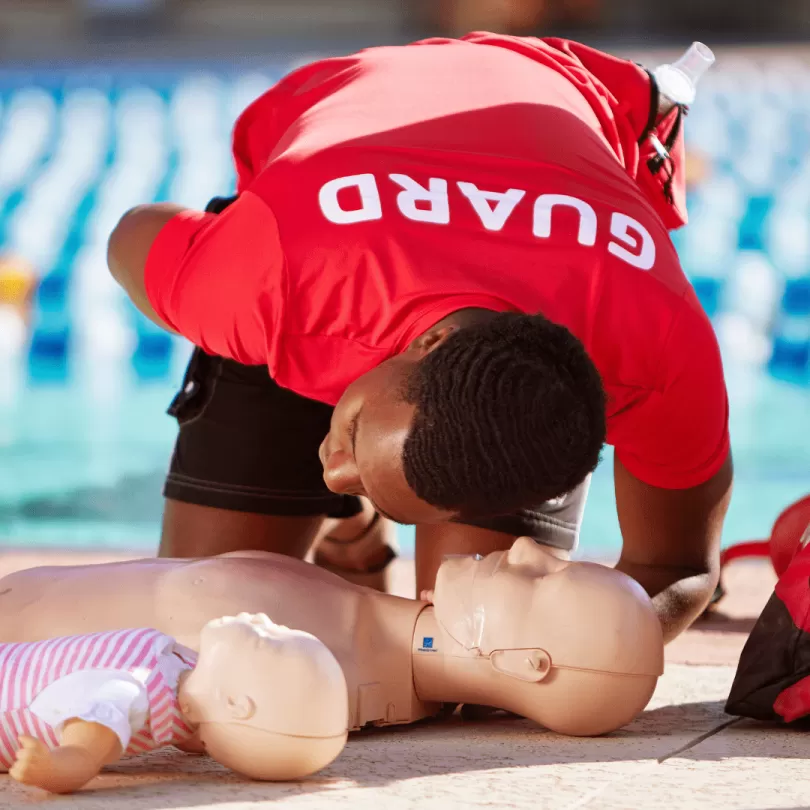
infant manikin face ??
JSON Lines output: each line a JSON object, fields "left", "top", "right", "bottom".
{"left": 431, "top": 537, "right": 662, "bottom": 677}
{"left": 181, "top": 613, "right": 348, "bottom": 779}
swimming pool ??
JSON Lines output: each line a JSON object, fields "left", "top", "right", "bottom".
{"left": 1, "top": 345, "right": 808, "bottom": 558}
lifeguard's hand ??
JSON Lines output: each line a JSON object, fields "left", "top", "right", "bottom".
{"left": 420, "top": 590, "right": 434, "bottom": 603}
{"left": 614, "top": 455, "right": 733, "bottom": 642}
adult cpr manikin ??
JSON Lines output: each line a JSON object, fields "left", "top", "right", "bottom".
{"left": 0, "top": 538, "right": 663, "bottom": 738}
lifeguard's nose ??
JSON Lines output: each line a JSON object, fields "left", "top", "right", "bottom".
{"left": 322, "top": 450, "right": 365, "bottom": 496}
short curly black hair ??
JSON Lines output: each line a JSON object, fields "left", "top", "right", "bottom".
{"left": 401, "top": 312, "right": 606, "bottom": 519}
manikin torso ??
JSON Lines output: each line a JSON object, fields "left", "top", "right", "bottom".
{"left": 0, "top": 554, "right": 436, "bottom": 731}
{"left": 0, "top": 539, "right": 665, "bottom": 736}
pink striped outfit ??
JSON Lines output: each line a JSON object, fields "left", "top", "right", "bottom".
{"left": 0, "top": 628, "right": 197, "bottom": 769}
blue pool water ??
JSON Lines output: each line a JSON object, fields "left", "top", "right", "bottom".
{"left": 1, "top": 348, "right": 808, "bottom": 557}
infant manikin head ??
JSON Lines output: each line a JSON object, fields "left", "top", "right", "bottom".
{"left": 179, "top": 613, "right": 348, "bottom": 780}
{"left": 429, "top": 538, "right": 664, "bottom": 736}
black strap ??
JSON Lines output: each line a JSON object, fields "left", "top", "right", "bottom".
{"left": 638, "top": 66, "right": 660, "bottom": 146}
{"left": 204, "top": 195, "right": 239, "bottom": 215}
{"left": 647, "top": 105, "right": 685, "bottom": 205}
{"left": 322, "top": 511, "right": 382, "bottom": 546}
{"left": 648, "top": 105, "right": 685, "bottom": 168}
{"left": 635, "top": 63, "right": 687, "bottom": 205}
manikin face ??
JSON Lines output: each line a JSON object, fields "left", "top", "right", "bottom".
{"left": 430, "top": 538, "right": 663, "bottom": 676}
{"left": 431, "top": 537, "right": 570, "bottom": 653}
{"left": 181, "top": 614, "right": 348, "bottom": 777}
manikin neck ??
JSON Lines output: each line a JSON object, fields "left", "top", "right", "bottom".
{"left": 412, "top": 607, "right": 495, "bottom": 704}
{"left": 176, "top": 668, "right": 193, "bottom": 702}
{"left": 175, "top": 666, "right": 203, "bottom": 726}
{"left": 174, "top": 669, "right": 206, "bottom": 751}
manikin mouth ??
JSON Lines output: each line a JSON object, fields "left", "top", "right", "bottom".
{"left": 433, "top": 555, "right": 493, "bottom": 652}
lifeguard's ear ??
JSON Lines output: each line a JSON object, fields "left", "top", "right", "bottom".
{"left": 490, "top": 649, "right": 552, "bottom": 683}
{"left": 411, "top": 325, "right": 458, "bottom": 357}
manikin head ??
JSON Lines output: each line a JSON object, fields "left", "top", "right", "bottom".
{"left": 319, "top": 311, "right": 606, "bottom": 526}
{"left": 179, "top": 613, "right": 348, "bottom": 780}
{"left": 426, "top": 538, "right": 664, "bottom": 736}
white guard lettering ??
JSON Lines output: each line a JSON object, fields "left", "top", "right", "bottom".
{"left": 318, "top": 174, "right": 657, "bottom": 272}
{"left": 319, "top": 173, "right": 382, "bottom": 224}
{"left": 608, "top": 213, "right": 655, "bottom": 270}
{"left": 457, "top": 182, "right": 526, "bottom": 232}
{"left": 389, "top": 174, "right": 450, "bottom": 224}
{"left": 533, "top": 194, "right": 598, "bottom": 246}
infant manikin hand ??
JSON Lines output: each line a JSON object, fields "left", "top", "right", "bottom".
{"left": 10, "top": 737, "right": 59, "bottom": 790}
{"left": 10, "top": 722, "right": 123, "bottom": 794}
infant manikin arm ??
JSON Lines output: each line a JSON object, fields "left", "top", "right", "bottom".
{"left": 10, "top": 719, "right": 123, "bottom": 794}
{"left": 10, "top": 673, "right": 147, "bottom": 794}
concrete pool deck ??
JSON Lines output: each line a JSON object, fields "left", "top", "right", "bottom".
{"left": 0, "top": 551, "right": 804, "bottom": 810}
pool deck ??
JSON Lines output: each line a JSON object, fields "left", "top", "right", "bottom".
{"left": 0, "top": 551, "right": 803, "bottom": 810}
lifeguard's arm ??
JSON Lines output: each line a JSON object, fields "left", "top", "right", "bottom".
{"left": 10, "top": 720, "right": 123, "bottom": 794}
{"left": 614, "top": 454, "right": 733, "bottom": 644}
{"left": 107, "top": 193, "right": 279, "bottom": 365}
{"left": 612, "top": 297, "right": 732, "bottom": 643}
{"left": 107, "top": 203, "right": 191, "bottom": 332}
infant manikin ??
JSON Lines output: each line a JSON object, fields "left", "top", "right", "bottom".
{"left": 1, "top": 614, "right": 348, "bottom": 794}
{"left": 0, "top": 538, "right": 663, "bottom": 746}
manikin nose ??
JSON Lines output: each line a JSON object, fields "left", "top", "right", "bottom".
{"left": 508, "top": 536, "right": 568, "bottom": 571}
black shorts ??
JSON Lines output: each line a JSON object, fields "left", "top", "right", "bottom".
{"left": 164, "top": 347, "right": 590, "bottom": 552}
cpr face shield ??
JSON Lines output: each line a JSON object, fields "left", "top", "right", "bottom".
{"left": 431, "top": 552, "right": 512, "bottom": 654}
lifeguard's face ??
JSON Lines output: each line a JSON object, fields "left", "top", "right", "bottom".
{"left": 318, "top": 352, "right": 455, "bottom": 527}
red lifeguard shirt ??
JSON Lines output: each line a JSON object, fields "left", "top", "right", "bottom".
{"left": 145, "top": 33, "right": 730, "bottom": 490}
